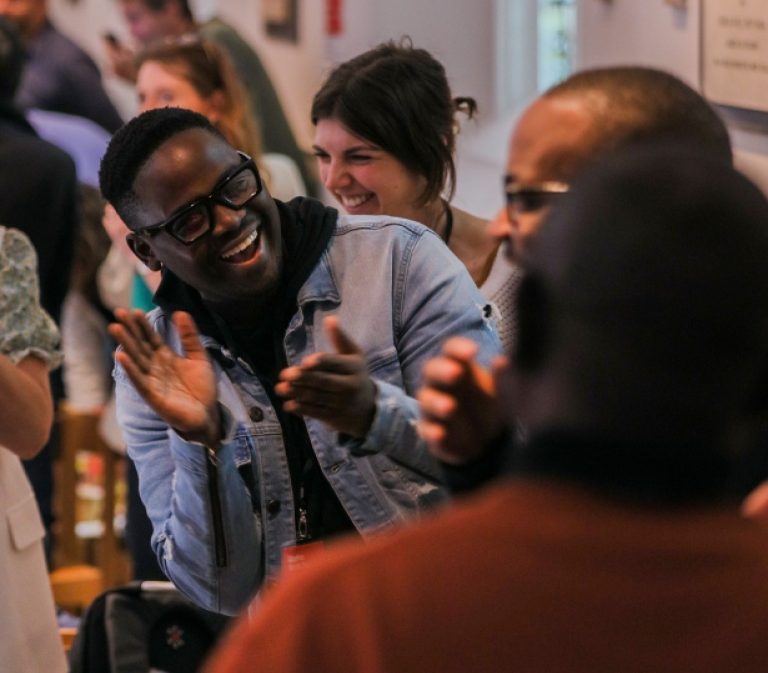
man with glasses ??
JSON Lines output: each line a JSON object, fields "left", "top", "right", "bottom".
{"left": 99, "top": 107, "right": 499, "bottom": 615}
{"left": 419, "top": 66, "right": 733, "bottom": 484}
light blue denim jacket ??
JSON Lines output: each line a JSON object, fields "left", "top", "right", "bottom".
{"left": 115, "top": 214, "right": 500, "bottom": 615}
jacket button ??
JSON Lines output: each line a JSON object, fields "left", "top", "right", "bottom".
{"left": 266, "top": 499, "right": 281, "bottom": 515}
{"left": 249, "top": 406, "right": 264, "bottom": 422}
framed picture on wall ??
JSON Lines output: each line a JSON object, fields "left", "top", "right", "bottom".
{"left": 701, "top": 0, "right": 768, "bottom": 112}
{"left": 263, "top": 0, "right": 299, "bottom": 43}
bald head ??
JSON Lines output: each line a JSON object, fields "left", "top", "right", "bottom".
{"left": 545, "top": 66, "right": 732, "bottom": 165}
{"left": 498, "top": 66, "right": 733, "bottom": 260}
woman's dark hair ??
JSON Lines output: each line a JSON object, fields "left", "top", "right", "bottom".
{"left": 311, "top": 39, "right": 476, "bottom": 206}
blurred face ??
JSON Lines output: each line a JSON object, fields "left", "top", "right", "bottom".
{"left": 0, "top": 0, "right": 46, "bottom": 39}
{"left": 137, "top": 61, "right": 219, "bottom": 121}
{"left": 128, "top": 127, "right": 282, "bottom": 309}
{"left": 119, "top": 0, "right": 182, "bottom": 45}
{"left": 313, "top": 118, "right": 429, "bottom": 220}
{"left": 492, "top": 95, "right": 596, "bottom": 261}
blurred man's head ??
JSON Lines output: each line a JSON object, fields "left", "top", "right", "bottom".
{"left": 494, "top": 66, "right": 732, "bottom": 260}
{"left": 510, "top": 145, "right": 768, "bottom": 501}
{"left": 0, "top": 0, "right": 46, "bottom": 41}
{"left": 117, "top": 0, "right": 192, "bottom": 45}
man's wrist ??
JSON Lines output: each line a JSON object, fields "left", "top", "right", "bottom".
{"left": 441, "top": 425, "right": 513, "bottom": 494}
{"left": 177, "top": 403, "right": 226, "bottom": 448}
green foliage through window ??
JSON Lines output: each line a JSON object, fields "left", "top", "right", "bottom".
{"left": 538, "top": 0, "right": 576, "bottom": 91}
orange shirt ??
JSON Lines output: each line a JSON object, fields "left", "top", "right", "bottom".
{"left": 206, "top": 480, "right": 768, "bottom": 673}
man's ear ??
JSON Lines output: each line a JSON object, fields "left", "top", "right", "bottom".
{"left": 512, "top": 272, "right": 552, "bottom": 372}
{"left": 126, "top": 233, "right": 162, "bottom": 271}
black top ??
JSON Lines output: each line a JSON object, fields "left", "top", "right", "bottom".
{"left": 0, "top": 100, "right": 78, "bottom": 326}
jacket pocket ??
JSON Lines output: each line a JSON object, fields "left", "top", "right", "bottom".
{"left": 7, "top": 493, "right": 45, "bottom": 551}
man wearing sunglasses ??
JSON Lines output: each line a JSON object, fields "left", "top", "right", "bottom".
{"left": 99, "top": 107, "right": 499, "bottom": 616}
{"left": 419, "top": 66, "right": 733, "bottom": 486}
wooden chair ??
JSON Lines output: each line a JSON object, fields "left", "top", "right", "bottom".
{"left": 59, "top": 626, "right": 78, "bottom": 654}
{"left": 50, "top": 564, "right": 104, "bottom": 654}
{"left": 50, "top": 564, "right": 104, "bottom": 614}
{"left": 53, "top": 402, "right": 130, "bottom": 589}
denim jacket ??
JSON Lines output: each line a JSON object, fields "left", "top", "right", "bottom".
{"left": 115, "top": 214, "right": 500, "bottom": 615}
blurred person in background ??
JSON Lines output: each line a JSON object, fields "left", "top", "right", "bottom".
{"left": 136, "top": 36, "right": 306, "bottom": 202}
{"left": 0, "top": 225, "right": 67, "bottom": 673}
{"left": 106, "top": 0, "right": 317, "bottom": 193}
{"left": 0, "top": 13, "right": 79, "bottom": 559}
{"left": 0, "top": 0, "right": 122, "bottom": 131}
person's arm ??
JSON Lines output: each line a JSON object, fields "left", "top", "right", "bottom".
{"left": 102, "top": 33, "right": 137, "bottom": 83}
{"left": 276, "top": 229, "right": 501, "bottom": 481}
{"left": 111, "top": 309, "right": 263, "bottom": 614}
{"left": 0, "top": 354, "right": 52, "bottom": 459}
{"left": 372, "top": 231, "right": 501, "bottom": 468}
{"left": 60, "top": 292, "right": 111, "bottom": 411}
{"left": 0, "top": 227, "right": 60, "bottom": 458}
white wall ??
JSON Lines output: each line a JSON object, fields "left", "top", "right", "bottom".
{"left": 48, "top": 0, "right": 502, "bottom": 214}
{"left": 576, "top": 0, "right": 768, "bottom": 193}
{"left": 577, "top": 1, "right": 699, "bottom": 84}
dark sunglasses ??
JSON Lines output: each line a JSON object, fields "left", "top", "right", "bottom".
{"left": 505, "top": 180, "right": 569, "bottom": 220}
{"left": 137, "top": 152, "right": 262, "bottom": 245}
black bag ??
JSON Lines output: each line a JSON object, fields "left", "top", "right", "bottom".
{"left": 69, "top": 581, "right": 231, "bottom": 673}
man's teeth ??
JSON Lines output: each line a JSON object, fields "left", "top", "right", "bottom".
{"left": 342, "top": 194, "right": 372, "bottom": 208}
{"left": 221, "top": 230, "right": 259, "bottom": 259}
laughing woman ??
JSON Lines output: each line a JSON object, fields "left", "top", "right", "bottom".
{"left": 311, "top": 40, "right": 519, "bottom": 351}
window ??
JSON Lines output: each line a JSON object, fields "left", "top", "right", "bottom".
{"left": 495, "top": 0, "right": 577, "bottom": 115}
{"left": 537, "top": 0, "right": 576, "bottom": 91}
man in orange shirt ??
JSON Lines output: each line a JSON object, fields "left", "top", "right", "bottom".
{"left": 204, "top": 143, "right": 768, "bottom": 673}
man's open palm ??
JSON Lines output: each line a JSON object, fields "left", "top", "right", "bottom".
{"left": 109, "top": 309, "right": 220, "bottom": 445}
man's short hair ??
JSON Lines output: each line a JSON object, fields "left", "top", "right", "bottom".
{"left": 99, "top": 107, "right": 223, "bottom": 226}
{"left": 546, "top": 66, "right": 732, "bottom": 164}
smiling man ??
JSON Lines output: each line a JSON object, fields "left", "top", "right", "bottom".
{"left": 98, "top": 107, "right": 499, "bottom": 615}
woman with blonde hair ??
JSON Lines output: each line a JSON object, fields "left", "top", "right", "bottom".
{"left": 135, "top": 37, "right": 306, "bottom": 201}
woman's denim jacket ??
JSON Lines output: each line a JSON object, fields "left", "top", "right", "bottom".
{"left": 115, "top": 214, "right": 501, "bottom": 615}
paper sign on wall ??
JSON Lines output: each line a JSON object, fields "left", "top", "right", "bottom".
{"left": 702, "top": 0, "right": 768, "bottom": 111}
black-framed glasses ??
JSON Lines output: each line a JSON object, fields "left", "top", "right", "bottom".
{"left": 138, "top": 152, "right": 262, "bottom": 244}
{"left": 505, "top": 180, "right": 569, "bottom": 220}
